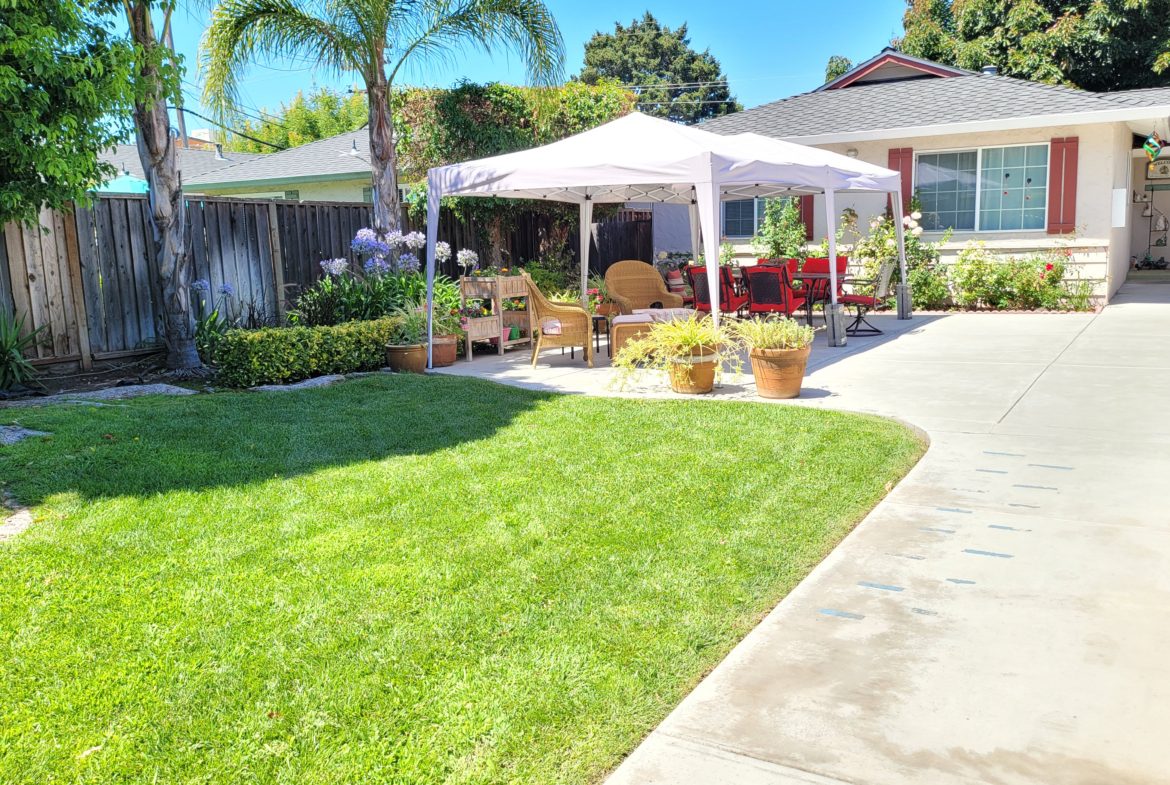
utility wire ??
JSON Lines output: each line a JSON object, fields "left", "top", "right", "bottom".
{"left": 171, "top": 107, "right": 287, "bottom": 151}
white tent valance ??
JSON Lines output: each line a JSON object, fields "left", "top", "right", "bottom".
{"left": 424, "top": 112, "right": 909, "bottom": 365}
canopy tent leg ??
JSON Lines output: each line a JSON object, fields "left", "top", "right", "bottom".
{"left": 579, "top": 197, "right": 593, "bottom": 304}
{"left": 694, "top": 181, "right": 722, "bottom": 325}
{"left": 892, "top": 190, "right": 912, "bottom": 320}
{"left": 688, "top": 200, "right": 701, "bottom": 264}
{"left": 424, "top": 174, "right": 441, "bottom": 368}
{"left": 824, "top": 189, "right": 846, "bottom": 347}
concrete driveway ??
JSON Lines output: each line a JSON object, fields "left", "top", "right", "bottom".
{"left": 440, "top": 283, "right": 1170, "bottom": 785}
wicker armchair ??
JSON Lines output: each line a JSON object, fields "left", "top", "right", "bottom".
{"left": 604, "top": 260, "right": 685, "bottom": 314}
{"left": 523, "top": 272, "right": 593, "bottom": 368}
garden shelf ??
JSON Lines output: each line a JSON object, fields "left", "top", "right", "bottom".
{"left": 460, "top": 275, "right": 533, "bottom": 360}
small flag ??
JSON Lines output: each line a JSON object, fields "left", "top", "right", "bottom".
{"left": 1144, "top": 132, "right": 1164, "bottom": 161}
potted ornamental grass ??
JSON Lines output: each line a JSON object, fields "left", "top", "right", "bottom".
{"left": 385, "top": 303, "right": 428, "bottom": 373}
{"left": 430, "top": 303, "right": 463, "bottom": 367}
{"left": 732, "top": 316, "right": 817, "bottom": 399}
{"left": 613, "top": 315, "right": 735, "bottom": 395}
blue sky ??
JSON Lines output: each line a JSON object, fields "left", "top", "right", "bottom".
{"left": 170, "top": 0, "right": 907, "bottom": 132}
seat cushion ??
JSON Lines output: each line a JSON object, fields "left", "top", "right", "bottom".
{"left": 612, "top": 313, "right": 655, "bottom": 326}
{"left": 540, "top": 319, "right": 563, "bottom": 335}
{"left": 839, "top": 294, "right": 878, "bottom": 306}
{"left": 632, "top": 308, "right": 695, "bottom": 322}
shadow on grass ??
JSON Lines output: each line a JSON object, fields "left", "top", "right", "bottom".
{"left": 0, "top": 374, "right": 549, "bottom": 506}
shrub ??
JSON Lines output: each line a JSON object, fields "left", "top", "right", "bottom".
{"left": 291, "top": 270, "right": 459, "bottom": 327}
{"left": 0, "top": 311, "right": 42, "bottom": 390}
{"left": 753, "top": 198, "right": 808, "bottom": 261}
{"left": 215, "top": 318, "right": 401, "bottom": 387}
{"left": 951, "top": 244, "right": 1072, "bottom": 310}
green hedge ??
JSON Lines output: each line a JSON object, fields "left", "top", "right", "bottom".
{"left": 216, "top": 318, "right": 400, "bottom": 388}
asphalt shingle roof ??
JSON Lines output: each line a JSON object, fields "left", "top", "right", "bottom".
{"left": 184, "top": 130, "right": 372, "bottom": 187}
{"left": 1102, "top": 87, "right": 1170, "bottom": 107}
{"left": 100, "top": 144, "right": 264, "bottom": 182}
{"left": 701, "top": 73, "right": 1164, "bottom": 139}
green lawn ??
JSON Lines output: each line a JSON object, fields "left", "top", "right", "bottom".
{"left": 0, "top": 375, "right": 923, "bottom": 784}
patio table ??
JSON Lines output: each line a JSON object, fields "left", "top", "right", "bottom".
{"left": 791, "top": 272, "right": 851, "bottom": 325}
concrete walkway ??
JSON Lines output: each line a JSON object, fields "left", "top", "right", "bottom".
{"left": 439, "top": 283, "right": 1170, "bottom": 785}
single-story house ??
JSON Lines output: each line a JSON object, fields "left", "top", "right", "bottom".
{"left": 699, "top": 48, "right": 1170, "bottom": 300}
{"left": 97, "top": 144, "right": 263, "bottom": 193}
{"left": 183, "top": 130, "right": 389, "bottom": 203}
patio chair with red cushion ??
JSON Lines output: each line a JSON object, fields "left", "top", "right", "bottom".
{"left": 839, "top": 259, "right": 896, "bottom": 335}
{"left": 794, "top": 256, "right": 849, "bottom": 307}
{"left": 686, "top": 265, "right": 749, "bottom": 315}
{"left": 742, "top": 265, "right": 808, "bottom": 320}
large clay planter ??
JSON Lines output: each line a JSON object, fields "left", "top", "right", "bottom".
{"left": 668, "top": 352, "right": 717, "bottom": 394}
{"left": 750, "top": 345, "right": 811, "bottom": 399}
{"left": 430, "top": 335, "right": 458, "bottom": 367}
{"left": 596, "top": 302, "right": 618, "bottom": 318}
{"left": 386, "top": 343, "right": 427, "bottom": 374}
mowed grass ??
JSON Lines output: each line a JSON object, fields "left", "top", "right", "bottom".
{"left": 0, "top": 375, "right": 924, "bottom": 784}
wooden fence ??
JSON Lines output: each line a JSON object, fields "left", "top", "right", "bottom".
{"left": 1, "top": 195, "right": 653, "bottom": 368}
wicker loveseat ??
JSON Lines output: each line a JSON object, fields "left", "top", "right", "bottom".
{"left": 604, "top": 260, "right": 685, "bottom": 314}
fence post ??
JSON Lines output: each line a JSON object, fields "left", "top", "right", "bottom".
{"left": 267, "top": 202, "right": 286, "bottom": 319}
{"left": 61, "top": 203, "right": 93, "bottom": 369}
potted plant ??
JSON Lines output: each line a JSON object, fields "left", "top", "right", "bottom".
{"left": 589, "top": 275, "right": 617, "bottom": 317}
{"left": 430, "top": 306, "right": 463, "bottom": 367}
{"left": 613, "top": 316, "right": 736, "bottom": 395}
{"left": 732, "top": 316, "right": 817, "bottom": 399}
{"left": 386, "top": 304, "right": 428, "bottom": 373}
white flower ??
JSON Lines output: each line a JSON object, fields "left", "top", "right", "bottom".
{"left": 885, "top": 238, "right": 896, "bottom": 248}
{"left": 434, "top": 241, "right": 452, "bottom": 263}
{"left": 456, "top": 248, "right": 478, "bottom": 270}
{"left": 384, "top": 230, "right": 404, "bottom": 249}
{"left": 657, "top": 251, "right": 668, "bottom": 260}
{"left": 911, "top": 226, "right": 924, "bottom": 237}
{"left": 911, "top": 211, "right": 922, "bottom": 221}
{"left": 902, "top": 215, "right": 912, "bottom": 227}
{"left": 907, "top": 218, "right": 919, "bottom": 230}
{"left": 402, "top": 231, "right": 427, "bottom": 251}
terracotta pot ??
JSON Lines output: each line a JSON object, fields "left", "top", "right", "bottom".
{"left": 749, "top": 345, "right": 811, "bottom": 399}
{"left": 386, "top": 343, "right": 427, "bottom": 374}
{"left": 668, "top": 355, "right": 717, "bottom": 394}
{"left": 430, "top": 335, "right": 458, "bottom": 367}
{"left": 596, "top": 302, "right": 618, "bottom": 317}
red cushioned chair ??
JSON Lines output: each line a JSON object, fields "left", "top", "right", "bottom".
{"left": 839, "top": 260, "right": 896, "bottom": 335}
{"left": 687, "top": 265, "right": 749, "bottom": 315}
{"left": 794, "top": 256, "right": 849, "bottom": 308}
{"left": 742, "top": 265, "right": 808, "bottom": 320}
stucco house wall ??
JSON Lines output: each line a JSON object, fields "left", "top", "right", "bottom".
{"left": 187, "top": 177, "right": 372, "bottom": 203}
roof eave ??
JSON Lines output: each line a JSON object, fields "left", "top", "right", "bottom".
{"left": 776, "top": 105, "right": 1170, "bottom": 145}
{"left": 186, "top": 171, "right": 372, "bottom": 190}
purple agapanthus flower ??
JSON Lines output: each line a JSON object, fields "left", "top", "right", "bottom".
{"left": 397, "top": 252, "right": 420, "bottom": 272}
{"left": 320, "top": 258, "right": 349, "bottom": 276}
{"left": 218, "top": 282, "right": 235, "bottom": 297}
{"left": 351, "top": 227, "right": 390, "bottom": 257}
{"left": 191, "top": 278, "right": 210, "bottom": 292}
{"left": 363, "top": 256, "right": 392, "bottom": 276}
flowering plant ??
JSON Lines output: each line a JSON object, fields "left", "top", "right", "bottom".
{"left": 457, "top": 249, "right": 479, "bottom": 273}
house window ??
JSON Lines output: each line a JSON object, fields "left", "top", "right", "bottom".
{"left": 916, "top": 144, "right": 1048, "bottom": 232}
{"left": 282, "top": 190, "right": 300, "bottom": 201}
{"left": 723, "top": 198, "right": 761, "bottom": 238}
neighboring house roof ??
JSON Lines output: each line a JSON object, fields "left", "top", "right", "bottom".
{"left": 702, "top": 52, "right": 1170, "bottom": 144}
{"left": 99, "top": 144, "right": 263, "bottom": 184}
{"left": 185, "top": 130, "right": 372, "bottom": 189}
{"left": 1103, "top": 87, "right": 1170, "bottom": 106}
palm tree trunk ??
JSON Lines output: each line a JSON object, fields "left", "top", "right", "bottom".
{"left": 367, "top": 73, "right": 401, "bottom": 234}
{"left": 127, "top": 2, "right": 199, "bottom": 370}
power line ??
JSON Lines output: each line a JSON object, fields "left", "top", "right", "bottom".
{"left": 171, "top": 107, "right": 287, "bottom": 151}
{"left": 182, "top": 81, "right": 288, "bottom": 129}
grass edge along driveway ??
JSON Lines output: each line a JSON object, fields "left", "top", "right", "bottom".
{"left": 0, "top": 375, "right": 924, "bottom": 784}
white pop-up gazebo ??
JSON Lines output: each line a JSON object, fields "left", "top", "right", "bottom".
{"left": 424, "top": 112, "right": 908, "bottom": 365}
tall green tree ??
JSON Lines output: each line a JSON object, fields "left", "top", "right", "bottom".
{"left": 824, "top": 54, "right": 853, "bottom": 83}
{"left": 202, "top": 0, "right": 565, "bottom": 234}
{"left": 577, "top": 11, "right": 740, "bottom": 124}
{"left": 222, "top": 88, "right": 369, "bottom": 153}
{"left": 120, "top": 0, "right": 201, "bottom": 369}
{"left": 898, "top": 0, "right": 1170, "bottom": 91}
{"left": 0, "top": 0, "right": 133, "bottom": 226}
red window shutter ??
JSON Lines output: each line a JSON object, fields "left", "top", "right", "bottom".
{"left": 1047, "top": 137, "right": 1079, "bottom": 234}
{"left": 799, "top": 194, "right": 814, "bottom": 240}
{"left": 887, "top": 147, "right": 914, "bottom": 215}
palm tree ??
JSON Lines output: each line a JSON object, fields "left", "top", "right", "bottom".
{"left": 201, "top": 0, "right": 564, "bottom": 233}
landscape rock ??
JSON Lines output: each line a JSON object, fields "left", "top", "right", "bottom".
{"left": 0, "top": 383, "right": 197, "bottom": 408}
{"left": 250, "top": 375, "right": 346, "bottom": 392}
{"left": 0, "top": 426, "right": 49, "bottom": 446}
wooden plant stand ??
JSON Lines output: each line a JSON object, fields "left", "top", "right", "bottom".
{"left": 459, "top": 275, "right": 533, "bottom": 360}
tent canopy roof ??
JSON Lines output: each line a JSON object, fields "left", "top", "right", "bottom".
{"left": 427, "top": 113, "right": 900, "bottom": 204}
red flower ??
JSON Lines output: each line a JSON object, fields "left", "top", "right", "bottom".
{"left": 1045, "top": 263, "right": 1054, "bottom": 271}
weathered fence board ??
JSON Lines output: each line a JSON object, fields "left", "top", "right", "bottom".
{"left": 0, "top": 194, "right": 652, "bottom": 368}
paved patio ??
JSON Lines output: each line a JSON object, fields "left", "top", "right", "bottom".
{"left": 438, "top": 283, "right": 1170, "bottom": 785}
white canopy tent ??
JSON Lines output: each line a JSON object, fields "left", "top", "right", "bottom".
{"left": 424, "top": 112, "right": 909, "bottom": 366}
